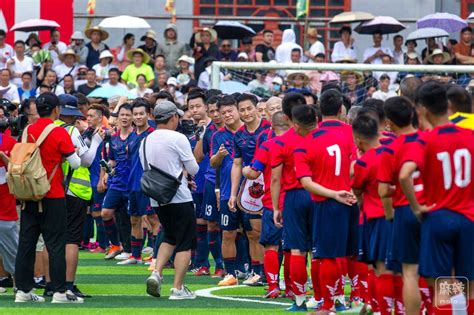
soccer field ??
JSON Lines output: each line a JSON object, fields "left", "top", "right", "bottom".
{"left": 0, "top": 252, "right": 361, "bottom": 314}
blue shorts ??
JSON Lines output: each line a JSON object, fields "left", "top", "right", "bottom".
{"left": 128, "top": 191, "right": 154, "bottom": 216}
{"left": 260, "top": 208, "right": 282, "bottom": 246}
{"left": 366, "top": 217, "right": 391, "bottom": 264}
{"left": 92, "top": 187, "right": 106, "bottom": 212}
{"left": 220, "top": 200, "right": 240, "bottom": 231}
{"left": 193, "top": 193, "right": 204, "bottom": 219}
{"left": 241, "top": 211, "right": 260, "bottom": 232}
{"left": 102, "top": 188, "right": 129, "bottom": 212}
{"left": 392, "top": 205, "right": 421, "bottom": 264}
{"left": 419, "top": 209, "right": 474, "bottom": 280}
{"left": 358, "top": 214, "right": 370, "bottom": 263}
{"left": 282, "top": 189, "right": 312, "bottom": 252}
{"left": 312, "top": 199, "right": 359, "bottom": 258}
{"left": 202, "top": 180, "right": 219, "bottom": 222}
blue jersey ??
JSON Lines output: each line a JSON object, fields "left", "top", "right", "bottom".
{"left": 90, "top": 142, "right": 105, "bottom": 188}
{"left": 108, "top": 132, "right": 132, "bottom": 191}
{"left": 233, "top": 119, "right": 271, "bottom": 167}
{"left": 148, "top": 119, "right": 156, "bottom": 129}
{"left": 186, "top": 132, "right": 206, "bottom": 194}
{"left": 128, "top": 127, "right": 154, "bottom": 192}
{"left": 211, "top": 127, "right": 237, "bottom": 201}
{"left": 202, "top": 122, "right": 219, "bottom": 184}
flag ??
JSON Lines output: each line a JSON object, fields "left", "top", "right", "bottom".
{"left": 296, "top": 0, "right": 309, "bottom": 18}
{"left": 85, "top": 0, "right": 96, "bottom": 31}
{"left": 165, "top": 0, "right": 176, "bottom": 23}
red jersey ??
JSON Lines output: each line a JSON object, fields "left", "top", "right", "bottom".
{"left": 294, "top": 128, "right": 352, "bottom": 201}
{"left": 26, "top": 118, "right": 75, "bottom": 199}
{"left": 251, "top": 138, "right": 284, "bottom": 210}
{"left": 0, "top": 133, "right": 17, "bottom": 221}
{"left": 271, "top": 128, "right": 304, "bottom": 192}
{"left": 405, "top": 125, "right": 474, "bottom": 221}
{"left": 351, "top": 147, "right": 385, "bottom": 219}
{"left": 319, "top": 119, "right": 357, "bottom": 159}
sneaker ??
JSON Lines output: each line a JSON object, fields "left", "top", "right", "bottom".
{"left": 15, "top": 290, "right": 45, "bottom": 303}
{"left": 307, "top": 297, "right": 324, "bottom": 309}
{"left": 334, "top": 297, "right": 347, "bottom": 312}
{"left": 193, "top": 267, "right": 210, "bottom": 276}
{"left": 169, "top": 285, "right": 196, "bottom": 300}
{"left": 142, "top": 246, "right": 153, "bottom": 256}
{"left": 71, "top": 285, "right": 91, "bottom": 298}
{"left": 0, "top": 287, "right": 6, "bottom": 293}
{"left": 43, "top": 288, "right": 54, "bottom": 298}
{"left": 350, "top": 297, "right": 362, "bottom": 308}
{"left": 113, "top": 251, "right": 130, "bottom": 261}
{"left": 104, "top": 245, "right": 123, "bottom": 260}
{"left": 89, "top": 247, "right": 106, "bottom": 254}
{"left": 117, "top": 257, "right": 142, "bottom": 265}
{"left": 235, "top": 270, "right": 248, "bottom": 280}
{"left": 217, "top": 274, "right": 238, "bottom": 286}
{"left": 34, "top": 278, "right": 46, "bottom": 289}
{"left": 263, "top": 288, "right": 281, "bottom": 299}
{"left": 52, "top": 290, "right": 84, "bottom": 303}
{"left": 242, "top": 272, "right": 263, "bottom": 286}
{"left": 309, "top": 310, "right": 336, "bottom": 315}
{"left": 286, "top": 302, "right": 307, "bottom": 312}
{"left": 146, "top": 271, "right": 162, "bottom": 297}
{"left": 147, "top": 259, "right": 157, "bottom": 271}
{"left": 142, "top": 255, "right": 153, "bottom": 262}
{"left": 212, "top": 268, "right": 226, "bottom": 278}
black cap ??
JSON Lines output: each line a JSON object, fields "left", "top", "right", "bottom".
{"left": 36, "top": 92, "right": 60, "bottom": 110}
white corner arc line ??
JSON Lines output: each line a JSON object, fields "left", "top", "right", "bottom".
{"left": 195, "top": 285, "right": 292, "bottom": 306}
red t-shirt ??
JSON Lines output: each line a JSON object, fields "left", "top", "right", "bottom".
{"left": 0, "top": 133, "right": 18, "bottom": 221}
{"left": 319, "top": 119, "right": 357, "bottom": 159}
{"left": 352, "top": 147, "right": 384, "bottom": 219}
{"left": 25, "top": 118, "right": 75, "bottom": 199}
{"left": 405, "top": 125, "right": 474, "bottom": 221}
{"left": 270, "top": 128, "right": 304, "bottom": 192}
{"left": 294, "top": 128, "right": 352, "bottom": 201}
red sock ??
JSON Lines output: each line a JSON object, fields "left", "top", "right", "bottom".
{"left": 290, "top": 255, "right": 307, "bottom": 296}
{"left": 283, "top": 251, "right": 292, "bottom": 294}
{"left": 311, "top": 259, "right": 322, "bottom": 301}
{"left": 319, "top": 258, "right": 341, "bottom": 311}
{"left": 375, "top": 274, "right": 395, "bottom": 315}
{"left": 368, "top": 269, "right": 380, "bottom": 312}
{"left": 467, "top": 299, "right": 474, "bottom": 315}
{"left": 348, "top": 257, "right": 367, "bottom": 300}
{"left": 393, "top": 275, "right": 405, "bottom": 314}
{"left": 336, "top": 257, "right": 347, "bottom": 296}
{"left": 432, "top": 303, "right": 452, "bottom": 315}
{"left": 264, "top": 250, "right": 279, "bottom": 291}
{"left": 419, "top": 277, "right": 433, "bottom": 314}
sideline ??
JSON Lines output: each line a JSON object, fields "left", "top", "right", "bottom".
{"left": 195, "top": 285, "right": 292, "bottom": 306}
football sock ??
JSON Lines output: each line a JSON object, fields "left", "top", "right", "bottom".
{"left": 235, "top": 232, "right": 249, "bottom": 273}
{"left": 94, "top": 217, "right": 108, "bottom": 249}
{"left": 103, "top": 218, "right": 120, "bottom": 246}
{"left": 152, "top": 228, "right": 163, "bottom": 259}
{"left": 283, "top": 251, "right": 292, "bottom": 294}
{"left": 336, "top": 257, "right": 346, "bottom": 297}
{"left": 348, "top": 257, "right": 367, "bottom": 301}
{"left": 467, "top": 299, "right": 474, "bottom": 315}
{"left": 252, "top": 260, "right": 262, "bottom": 276}
{"left": 208, "top": 230, "right": 223, "bottom": 269}
{"left": 368, "top": 269, "right": 380, "bottom": 312}
{"left": 196, "top": 224, "right": 210, "bottom": 268}
{"left": 419, "top": 277, "right": 433, "bottom": 314}
{"left": 290, "top": 255, "right": 307, "bottom": 302}
{"left": 393, "top": 275, "right": 405, "bottom": 314}
{"left": 264, "top": 250, "right": 279, "bottom": 291}
{"left": 130, "top": 236, "right": 143, "bottom": 259}
{"left": 375, "top": 274, "right": 395, "bottom": 315}
{"left": 223, "top": 257, "right": 236, "bottom": 276}
{"left": 433, "top": 303, "right": 452, "bottom": 314}
{"left": 319, "top": 258, "right": 341, "bottom": 311}
{"left": 310, "top": 259, "right": 322, "bottom": 301}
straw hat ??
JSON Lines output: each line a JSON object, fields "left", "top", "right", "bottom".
{"left": 126, "top": 48, "right": 151, "bottom": 64}
{"left": 286, "top": 70, "right": 310, "bottom": 86}
{"left": 336, "top": 55, "right": 357, "bottom": 63}
{"left": 176, "top": 55, "right": 195, "bottom": 66}
{"left": 140, "top": 30, "right": 157, "bottom": 42}
{"left": 99, "top": 50, "right": 114, "bottom": 63}
{"left": 195, "top": 27, "right": 217, "bottom": 42}
{"left": 428, "top": 48, "right": 450, "bottom": 64}
{"left": 340, "top": 70, "right": 364, "bottom": 85}
{"left": 70, "top": 31, "right": 85, "bottom": 41}
{"left": 307, "top": 27, "right": 322, "bottom": 39}
{"left": 59, "top": 49, "right": 80, "bottom": 63}
{"left": 85, "top": 26, "right": 109, "bottom": 41}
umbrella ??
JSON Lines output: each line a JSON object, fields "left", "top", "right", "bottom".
{"left": 10, "top": 18, "right": 59, "bottom": 32}
{"left": 417, "top": 12, "right": 467, "bottom": 33}
{"left": 87, "top": 86, "right": 134, "bottom": 99}
{"left": 354, "top": 16, "right": 406, "bottom": 35}
{"left": 467, "top": 12, "right": 474, "bottom": 24}
{"left": 406, "top": 27, "right": 449, "bottom": 41}
{"left": 213, "top": 21, "right": 256, "bottom": 40}
{"left": 98, "top": 15, "right": 151, "bottom": 29}
{"left": 330, "top": 11, "right": 375, "bottom": 24}
{"left": 219, "top": 80, "right": 250, "bottom": 94}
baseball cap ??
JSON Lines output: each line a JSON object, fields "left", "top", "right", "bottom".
{"left": 58, "top": 94, "right": 83, "bottom": 117}
{"left": 36, "top": 92, "right": 60, "bottom": 111}
{"left": 167, "top": 77, "right": 178, "bottom": 86}
{"left": 153, "top": 100, "right": 184, "bottom": 121}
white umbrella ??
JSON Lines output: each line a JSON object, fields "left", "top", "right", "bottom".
{"left": 406, "top": 27, "right": 450, "bottom": 41}
{"left": 330, "top": 11, "right": 375, "bottom": 24}
{"left": 467, "top": 12, "right": 474, "bottom": 24}
{"left": 98, "top": 15, "right": 150, "bottom": 29}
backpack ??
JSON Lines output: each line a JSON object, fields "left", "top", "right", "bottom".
{"left": 7, "top": 123, "right": 60, "bottom": 204}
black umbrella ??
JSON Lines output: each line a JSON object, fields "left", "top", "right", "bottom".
{"left": 213, "top": 21, "right": 256, "bottom": 40}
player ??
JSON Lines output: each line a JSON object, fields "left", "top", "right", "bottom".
{"left": 447, "top": 85, "right": 474, "bottom": 130}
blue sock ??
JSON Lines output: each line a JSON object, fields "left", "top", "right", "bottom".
{"left": 196, "top": 224, "right": 210, "bottom": 268}
{"left": 103, "top": 218, "right": 120, "bottom": 246}
{"left": 65, "top": 281, "right": 74, "bottom": 291}
{"left": 235, "top": 232, "right": 249, "bottom": 273}
{"left": 130, "top": 236, "right": 143, "bottom": 259}
{"left": 95, "top": 217, "right": 108, "bottom": 249}
{"left": 208, "top": 230, "right": 223, "bottom": 269}
{"left": 153, "top": 228, "right": 163, "bottom": 259}
{"left": 224, "top": 257, "right": 236, "bottom": 276}
{"left": 252, "top": 261, "right": 262, "bottom": 276}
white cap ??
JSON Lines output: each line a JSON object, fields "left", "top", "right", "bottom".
{"left": 237, "top": 52, "right": 249, "bottom": 60}
{"left": 167, "top": 77, "right": 178, "bottom": 86}
{"left": 272, "top": 76, "right": 283, "bottom": 85}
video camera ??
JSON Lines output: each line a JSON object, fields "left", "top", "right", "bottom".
{"left": 178, "top": 119, "right": 204, "bottom": 141}
{"left": 0, "top": 99, "right": 28, "bottom": 137}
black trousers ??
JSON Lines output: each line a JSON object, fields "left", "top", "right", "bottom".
{"left": 15, "top": 198, "right": 67, "bottom": 293}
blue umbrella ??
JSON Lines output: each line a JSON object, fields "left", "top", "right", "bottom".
{"left": 219, "top": 80, "right": 250, "bottom": 94}
{"left": 87, "top": 86, "right": 134, "bottom": 98}
{"left": 417, "top": 13, "right": 467, "bottom": 33}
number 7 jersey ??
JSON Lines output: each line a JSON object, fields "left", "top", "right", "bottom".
{"left": 406, "top": 125, "right": 474, "bottom": 221}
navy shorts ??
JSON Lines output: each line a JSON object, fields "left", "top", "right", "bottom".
{"left": 241, "top": 211, "right": 260, "bottom": 232}
{"left": 193, "top": 193, "right": 204, "bottom": 219}
{"left": 358, "top": 214, "right": 370, "bottom": 263}
{"left": 92, "top": 187, "right": 105, "bottom": 212}
{"left": 366, "top": 217, "right": 391, "bottom": 264}
{"left": 220, "top": 200, "right": 240, "bottom": 231}
{"left": 392, "top": 205, "right": 421, "bottom": 264}
{"left": 260, "top": 208, "right": 282, "bottom": 246}
{"left": 102, "top": 188, "right": 129, "bottom": 211}
{"left": 202, "top": 180, "right": 219, "bottom": 222}
{"left": 312, "top": 199, "right": 359, "bottom": 258}
{"left": 128, "top": 191, "right": 154, "bottom": 216}
{"left": 282, "top": 189, "right": 312, "bottom": 252}
{"left": 419, "top": 209, "right": 474, "bottom": 280}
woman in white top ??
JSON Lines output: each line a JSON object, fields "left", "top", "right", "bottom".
{"left": 93, "top": 50, "right": 117, "bottom": 84}
{"left": 131, "top": 74, "right": 153, "bottom": 98}
{"left": 331, "top": 26, "right": 357, "bottom": 63}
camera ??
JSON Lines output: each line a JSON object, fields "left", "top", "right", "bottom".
{"left": 82, "top": 127, "right": 112, "bottom": 144}
{"left": 0, "top": 115, "right": 28, "bottom": 137}
{"left": 178, "top": 120, "right": 204, "bottom": 141}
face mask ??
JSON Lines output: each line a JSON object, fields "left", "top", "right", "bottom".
{"left": 273, "top": 84, "right": 281, "bottom": 92}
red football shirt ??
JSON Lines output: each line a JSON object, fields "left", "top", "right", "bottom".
{"left": 26, "top": 118, "right": 75, "bottom": 199}
{"left": 0, "top": 133, "right": 18, "bottom": 221}
{"left": 352, "top": 147, "right": 385, "bottom": 219}
{"left": 294, "top": 128, "right": 352, "bottom": 201}
{"left": 319, "top": 119, "right": 357, "bottom": 159}
{"left": 405, "top": 125, "right": 474, "bottom": 221}
{"left": 271, "top": 128, "right": 304, "bottom": 192}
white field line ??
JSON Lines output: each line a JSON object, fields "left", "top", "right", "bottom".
{"left": 195, "top": 285, "right": 292, "bottom": 306}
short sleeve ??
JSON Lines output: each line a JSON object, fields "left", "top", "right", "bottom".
{"left": 293, "top": 144, "right": 312, "bottom": 179}
{"left": 400, "top": 138, "right": 426, "bottom": 171}
{"left": 271, "top": 138, "right": 285, "bottom": 168}
{"left": 176, "top": 133, "right": 195, "bottom": 162}
{"left": 108, "top": 138, "right": 116, "bottom": 161}
{"left": 55, "top": 128, "right": 75, "bottom": 157}
{"left": 251, "top": 142, "right": 270, "bottom": 172}
{"left": 202, "top": 128, "right": 212, "bottom": 157}
{"left": 377, "top": 148, "right": 395, "bottom": 183}
{"left": 121, "top": 66, "right": 130, "bottom": 82}
{"left": 233, "top": 133, "right": 242, "bottom": 159}
{"left": 255, "top": 44, "right": 265, "bottom": 54}
{"left": 146, "top": 65, "right": 155, "bottom": 82}
{"left": 351, "top": 159, "right": 369, "bottom": 190}
{"left": 211, "top": 132, "right": 220, "bottom": 157}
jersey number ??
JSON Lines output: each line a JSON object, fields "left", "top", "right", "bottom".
{"left": 326, "top": 144, "right": 341, "bottom": 176}
{"left": 436, "top": 149, "right": 471, "bottom": 190}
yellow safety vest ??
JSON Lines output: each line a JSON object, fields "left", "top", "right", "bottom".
{"left": 54, "top": 120, "right": 93, "bottom": 201}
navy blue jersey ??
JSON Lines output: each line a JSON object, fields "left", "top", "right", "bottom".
{"left": 188, "top": 132, "right": 206, "bottom": 194}
{"left": 127, "top": 127, "right": 154, "bottom": 192}
{"left": 211, "top": 127, "right": 237, "bottom": 200}
{"left": 108, "top": 132, "right": 132, "bottom": 191}
{"left": 203, "top": 122, "right": 219, "bottom": 184}
{"left": 90, "top": 142, "right": 104, "bottom": 188}
{"left": 233, "top": 119, "right": 271, "bottom": 167}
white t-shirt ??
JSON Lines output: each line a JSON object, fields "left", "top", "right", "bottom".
{"left": 372, "top": 89, "right": 397, "bottom": 101}
{"left": 54, "top": 63, "right": 78, "bottom": 85}
{"left": 42, "top": 41, "right": 67, "bottom": 67}
{"left": 0, "top": 84, "right": 20, "bottom": 103}
{"left": 307, "top": 41, "right": 325, "bottom": 63}
{"left": 363, "top": 46, "right": 392, "bottom": 64}
{"left": 102, "top": 82, "right": 128, "bottom": 90}
{"left": 36, "top": 84, "right": 65, "bottom": 96}
{"left": 331, "top": 41, "right": 357, "bottom": 63}
{"left": 92, "top": 63, "right": 118, "bottom": 84}
{"left": 0, "top": 44, "right": 14, "bottom": 69}
{"left": 10, "top": 55, "right": 34, "bottom": 87}
{"left": 139, "top": 129, "right": 199, "bottom": 206}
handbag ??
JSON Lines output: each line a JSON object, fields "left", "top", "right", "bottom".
{"left": 140, "top": 136, "right": 183, "bottom": 205}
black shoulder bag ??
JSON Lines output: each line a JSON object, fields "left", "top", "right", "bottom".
{"left": 140, "top": 136, "right": 183, "bottom": 205}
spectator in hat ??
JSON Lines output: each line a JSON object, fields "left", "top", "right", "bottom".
{"left": 67, "top": 31, "right": 88, "bottom": 66}
{"left": 25, "top": 33, "right": 41, "bottom": 57}
{"left": 275, "top": 29, "right": 302, "bottom": 64}
{"left": 217, "top": 40, "right": 238, "bottom": 62}
{"left": 103, "top": 68, "right": 127, "bottom": 90}
{"left": 18, "top": 71, "right": 36, "bottom": 101}
{"left": 240, "top": 37, "right": 255, "bottom": 62}
{"left": 121, "top": 48, "right": 155, "bottom": 89}
{"left": 255, "top": 30, "right": 275, "bottom": 62}
{"left": 286, "top": 70, "right": 310, "bottom": 93}
{"left": 454, "top": 27, "right": 474, "bottom": 65}
{"left": 305, "top": 27, "right": 325, "bottom": 63}
{"left": 331, "top": 26, "right": 357, "bottom": 63}
{"left": 93, "top": 50, "right": 117, "bottom": 84}
{"left": 270, "top": 76, "right": 284, "bottom": 95}
{"left": 84, "top": 26, "right": 110, "bottom": 69}
{"left": 157, "top": 24, "right": 187, "bottom": 73}
{"left": 139, "top": 30, "right": 159, "bottom": 67}
{"left": 421, "top": 37, "right": 448, "bottom": 64}
{"left": 165, "top": 77, "right": 184, "bottom": 105}
{"left": 131, "top": 74, "right": 153, "bottom": 98}
{"left": 397, "top": 52, "right": 423, "bottom": 82}
{"left": 364, "top": 31, "right": 392, "bottom": 64}
{"left": 193, "top": 28, "right": 219, "bottom": 80}
{"left": 174, "top": 55, "right": 195, "bottom": 80}
{"left": 341, "top": 71, "right": 365, "bottom": 106}
{"left": 7, "top": 40, "right": 34, "bottom": 87}
{"left": 230, "top": 52, "right": 254, "bottom": 84}
{"left": 422, "top": 49, "right": 453, "bottom": 83}
{"left": 74, "top": 65, "right": 88, "bottom": 89}
{"left": 116, "top": 33, "right": 135, "bottom": 71}
{"left": 197, "top": 56, "right": 227, "bottom": 90}
{"left": 54, "top": 49, "right": 80, "bottom": 84}
{"left": 43, "top": 29, "right": 68, "bottom": 67}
